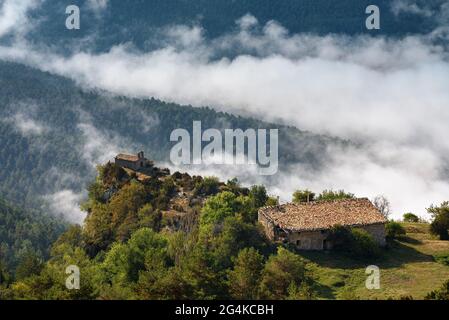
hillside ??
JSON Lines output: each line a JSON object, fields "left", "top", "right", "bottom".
{"left": 0, "top": 198, "right": 67, "bottom": 278}
{"left": 0, "top": 162, "right": 275, "bottom": 299}
{"left": 1, "top": 161, "right": 448, "bottom": 300}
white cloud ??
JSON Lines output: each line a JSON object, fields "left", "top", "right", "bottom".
{"left": 236, "top": 13, "right": 259, "bottom": 30}
{"left": 163, "top": 25, "right": 204, "bottom": 48}
{"left": 139, "top": 111, "right": 160, "bottom": 133}
{"left": 45, "top": 190, "right": 86, "bottom": 224}
{"left": 273, "top": 144, "right": 449, "bottom": 221}
{"left": 39, "top": 120, "right": 127, "bottom": 224}
{"left": 0, "top": 0, "right": 40, "bottom": 38}
{"left": 7, "top": 112, "right": 47, "bottom": 136}
{"left": 391, "top": 0, "right": 433, "bottom": 17}
{"left": 391, "top": 0, "right": 449, "bottom": 43}
{"left": 78, "top": 121, "right": 123, "bottom": 168}
{"left": 86, "top": 0, "right": 109, "bottom": 12}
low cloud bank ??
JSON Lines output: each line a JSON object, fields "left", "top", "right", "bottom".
{"left": 5, "top": 112, "right": 47, "bottom": 136}
{"left": 44, "top": 119, "right": 135, "bottom": 223}
{"left": 45, "top": 190, "right": 86, "bottom": 224}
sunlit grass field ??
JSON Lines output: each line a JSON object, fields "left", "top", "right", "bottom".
{"left": 302, "top": 223, "right": 449, "bottom": 300}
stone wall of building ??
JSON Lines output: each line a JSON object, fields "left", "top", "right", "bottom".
{"left": 258, "top": 212, "right": 276, "bottom": 240}
{"left": 360, "top": 223, "right": 387, "bottom": 246}
{"left": 285, "top": 224, "right": 386, "bottom": 250}
{"left": 287, "top": 231, "right": 328, "bottom": 250}
{"left": 115, "top": 159, "right": 140, "bottom": 171}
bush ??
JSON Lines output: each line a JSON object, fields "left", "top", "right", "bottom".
{"left": 259, "top": 247, "right": 308, "bottom": 299}
{"left": 403, "top": 213, "right": 420, "bottom": 223}
{"left": 327, "top": 226, "right": 380, "bottom": 258}
{"left": 249, "top": 185, "right": 268, "bottom": 208}
{"left": 350, "top": 229, "right": 380, "bottom": 258}
{"left": 385, "top": 221, "right": 406, "bottom": 240}
{"left": 194, "top": 176, "right": 220, "bottom": 196}
{"left": 292, "top": 190, "right": 315, "bottom": 203}
{"left": 428, "top": 202, "right": 449, "bottom": 240}
{"left": 434, "top": 253, "right": 449, "bottom": 266}
{"left": 227, "top": 248, "right": 264, "bottom": 299}
{"left": 425, "top": 280, "right": 449, "bottom": 300}
{"left": 265, "top": 197, "right": 279, "bottom": 206}
{"left": 316, "top": 190, "right": 355, "bottom": 201}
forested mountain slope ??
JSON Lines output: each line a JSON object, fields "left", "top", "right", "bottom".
{"left": 25, "top": 0, "right": 440, "bottom": 53}
{"left": 0, "top": 198, "right": 67, "bottom": 278}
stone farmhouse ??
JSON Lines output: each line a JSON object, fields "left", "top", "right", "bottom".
{"left": 258, "top": 198, "right": 387, "bottom": 250}
{"left": 114, "top": 151, "right": 153, "bottom": 171}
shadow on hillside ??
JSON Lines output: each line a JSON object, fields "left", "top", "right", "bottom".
{"left": 311, "top": 282, "right": 336, "bottom": 300}
{"left": 399, "top": 236, "right": 422, "bottom": 245}
{"left": 298, "top": 241, "right": 435, "bottom": 270}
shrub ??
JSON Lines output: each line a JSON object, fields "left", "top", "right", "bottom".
{"left": 385, "top": 221, "right": 406, "bottom": 240}
{"left": 194, "top": 176, "right": 220, "bottom": 196}
{"left": 265, "top": 197, "right": 279, "bottom": 206}
{"left": 137, "top": 204, "right": 162, "bottom": 231}
{"left": 403, "top": 213, "right": 420, "bottom": 223}
{"left": 249, "top": 185, "right": 268, "bottom": 208}
{"left": 425, "top": 280, "right": 449, "bottom": 300}
{"left": 327, "top": 226, "right": 380, "bottom": 258}
{"left": 292, "top": 190, "right": 315, "bottom": 203}
{"left": 259, "top": 247, "right": 308, "bottom": 299}
{"left": 227, "top": 248, "right": 264, "bottom": 299}
{"left": 316, "top": 190, "right": 355, "bottom": 201}
{"left": 100, "top": 162, "right": 128, "bottom": 186}
{"left": 434, "top": 253, "right": 449, "bottom": 266}
{"left": 428, "top": 202, "right": 449, "bottom": 240}
{"left": 350, "top": 229, "right": 380, "bottom": 258}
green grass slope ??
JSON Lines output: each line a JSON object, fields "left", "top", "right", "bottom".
{"left": 304, "top": 223, "right": 449, "bottom": 299}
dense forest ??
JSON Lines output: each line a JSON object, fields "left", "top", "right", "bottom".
{"left": 0, "top": 199, "right": 67, "bottom": 280}
{"left": 23, "top": 0, "right": 442, "bottom": 53}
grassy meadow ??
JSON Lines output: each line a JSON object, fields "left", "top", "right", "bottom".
{"left": 302, "top": 223, "right": 449, "bottom": 299}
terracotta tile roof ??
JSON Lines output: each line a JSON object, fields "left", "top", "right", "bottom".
{"left": 259, "top": 198, "right": 387, "bottom": 232}
{"left": 116, "top": 153, "right": 139, "bottom": 162}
